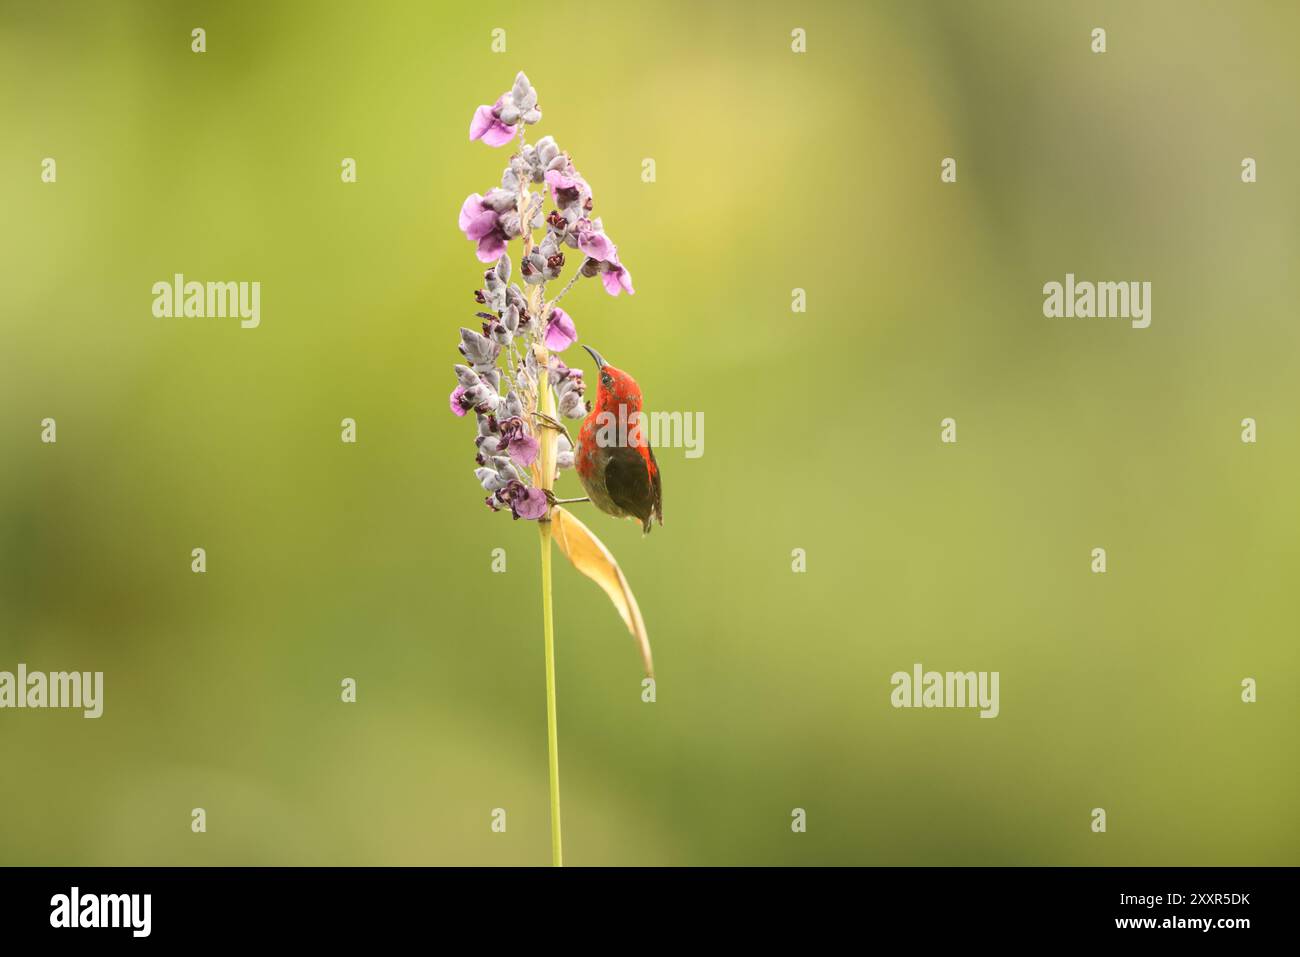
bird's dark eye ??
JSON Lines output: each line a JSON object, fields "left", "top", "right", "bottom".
{"left": 601, "top": 372, "right": 613, "bottom": 388}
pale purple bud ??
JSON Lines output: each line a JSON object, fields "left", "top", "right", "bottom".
{"left": 482, "top": 188, "right": 516, "bottom": 213}
{"left": 535, "top": 136, "right": 559, "bottom": 166}
{"left": 476, "top": 467, "right": 509, "bottom": 492}
{"left": 511, "top": 72, "right": 532, "bottom": 103}
{"left": 559, "top": 391, "right": 586, "bottom": 419}
{"left": 489, "top": 321, "right": 512, "bottom": 346}
{"left": 498, "top": 211, "right": 521, "bottom": 238}
{"left": 521, "top": 252, "right": 547, "bottom": 285}
{"left": 459, "top": 327, "right": 499, "bottom": 371}
{"left": 462, "top": 382, "right": 501, "bottom": 413}
{"left": 492, "top": 457, "right": 522, "bottom": 484}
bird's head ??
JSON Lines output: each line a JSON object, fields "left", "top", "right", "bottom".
{"left": 583, "top": 345, "right": 642, "bottom": 411}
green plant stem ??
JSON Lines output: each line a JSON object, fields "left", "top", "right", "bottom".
{"left": 524, "top": 150, "right": 561, "bottom": 865}
{"left": 534, "top": 258, "right": 562, "bottom": 865}
{"left": 538, "top": 519, "right": 562, "bottom": 867}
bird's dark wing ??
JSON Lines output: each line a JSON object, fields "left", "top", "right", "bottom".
{"left": 648, "top": 444, "right": 663, "bottom": 527}
{"left": 604, "top": 445, "right": 654, "bottom": 527}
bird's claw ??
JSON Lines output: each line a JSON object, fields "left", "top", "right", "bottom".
{"left": 542, "top": 490, "right": 590, "bottom": 507}
{"left": 530, "top": 411, "right": 573, "bottom": 447}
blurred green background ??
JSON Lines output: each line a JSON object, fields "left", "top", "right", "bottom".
{"left": 2, "top": 0, "right": 1297, "bottom": 865}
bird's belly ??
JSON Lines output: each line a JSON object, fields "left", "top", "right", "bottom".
{"left": 581, "top": 471, "right": 629, "bottom": 518}
{"left": 576, "top": 450, "right": 631, "bottom": 519}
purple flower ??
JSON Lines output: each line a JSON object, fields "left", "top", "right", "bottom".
{"left": 544, "top": 307, "right": 578, "bottom": 351}
{"left": 450, "top": 385, "right": 471, "bottom": 416}
{"left": 544, "top": 168, "right": 591, "bottom": 208}
{"left": 511, "top": 485, "right": 549, "bottom": 520}
{"left": 497, "top": 416, "right": 540, "bottom": 467}
{"left": 575, "top": 218, "right": 616, "bottom": 262}
{"left": 493, "top": 480, "right": 548, "bottom": 520}
{"left": 508, "top": 434, "right": 539, "bottom": 467}
{"left": 459, "top": 193, "right": 507, "bottom": 262}
{"left": 599, "top": 255, "right": 635, "bottom": 296}
{"left": 469, "top": 96, "right": 517, "bottom": 147}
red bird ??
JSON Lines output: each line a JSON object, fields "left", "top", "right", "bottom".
{"left": 574, "top": 345, "right": 663, "bottom": 533}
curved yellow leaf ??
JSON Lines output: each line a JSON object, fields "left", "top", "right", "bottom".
{"left": 551, "top": 506, "right": 653, "bottom": 678}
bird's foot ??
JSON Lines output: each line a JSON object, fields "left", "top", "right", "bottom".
{"left": 530, "top": 411, "right": 573, "bottom": 447}
{"left": 543, "top": 490, "right": 590, "bottom": 507}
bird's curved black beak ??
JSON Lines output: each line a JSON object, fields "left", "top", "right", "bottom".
{"left": 583, "top": 345, "right": 607, "bottom": 369}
